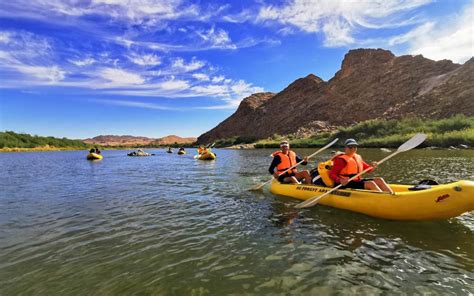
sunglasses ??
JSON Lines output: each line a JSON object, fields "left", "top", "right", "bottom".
{"left": 346, "top": 145, "right": 357, "bottom": 149}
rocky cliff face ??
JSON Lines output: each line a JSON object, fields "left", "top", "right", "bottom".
{"left": 84, "top": 135, "right": 196, "bottom": 146}
{"left": 198, "top": 48, "right": 473, "bottom": 144}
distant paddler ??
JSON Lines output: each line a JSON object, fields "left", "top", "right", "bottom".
{"left": 167, "top": 147, "right": 173, "bottom": 153}
{"left": 269, "top": 140, "right": 311, "bottom": 184}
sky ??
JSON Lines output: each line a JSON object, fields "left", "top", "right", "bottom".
{"left": 0, "top": 0, "right": 473, "bottom": 139}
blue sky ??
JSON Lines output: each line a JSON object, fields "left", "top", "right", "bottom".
{"left": 0, "top": 0, "right": 472, "bottom": 139}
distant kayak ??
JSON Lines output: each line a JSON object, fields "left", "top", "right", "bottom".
{"left": 270, "top": 180, "right": 474, "bottom": 221}
{"left": 86, "top": 153, "right": 103, "bottom": 160}
{"left": 195, "top": 151, "right": 216, "bottom": 160}
{"left": 178, "top": 150, "right": 186, "bottom": 155}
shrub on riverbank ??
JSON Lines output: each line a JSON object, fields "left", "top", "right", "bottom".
{"left": 255, "top": 115, "right": 474, "bottom": 148}
{"left": 0, "top": 131, "right": 88, "bottom": 150}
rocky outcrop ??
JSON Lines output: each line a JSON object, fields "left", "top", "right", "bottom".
{"left": 198, "top": 48, "right": 473, "bottom": 144}
{"left": 84, "top": 135, "right": 196, "bottom": 146}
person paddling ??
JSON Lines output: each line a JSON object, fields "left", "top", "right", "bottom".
{"left": 329, "top": 139, "right": 393, "bottom": 193}
{"left": 269, "top": 140, "right": 311, "bottom": 184}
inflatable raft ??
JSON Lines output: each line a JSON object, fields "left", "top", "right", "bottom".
{"left": 269, "top": 180, "right": 474, "bottom": 221}
{"left": 196, "top": 151, "right": 216, "bottom": 160}
{"left": 86, "top": 153, "right": 103, "bottom": 160}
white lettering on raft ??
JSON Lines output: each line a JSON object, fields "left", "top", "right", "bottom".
{"left": 295, "top": 186, "right": 351, "bottom": 197}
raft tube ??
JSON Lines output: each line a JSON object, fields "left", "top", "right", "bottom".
{"left": 269, "top": 180, "right": 474, "bottom": 221}
{"left": 86, "top": 153, "right": 103, "bottom": 160}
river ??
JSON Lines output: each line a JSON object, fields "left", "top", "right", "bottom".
{"left": 0, "top": 148, "right": 473, "bottom": 295}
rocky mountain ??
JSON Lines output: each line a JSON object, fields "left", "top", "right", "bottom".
{"left": 198, "top": 48, "right": 473, "bottom": 144}
{"left": 84, "top": 135, "right": 196, "bottom": 146}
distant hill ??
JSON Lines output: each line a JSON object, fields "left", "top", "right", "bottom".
{"left": 0, "top": 131, "right": 87, "bottom": 150}
{"left": 83, "top": 135, "right": 196, "bottom": 146}
{"left": 198, "top": 48, "right": 474, "bottom": 144}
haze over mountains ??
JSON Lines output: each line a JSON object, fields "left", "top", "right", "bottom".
{"left": 197, "top": 48, "right": 474, "bottom": 144}
{"left": 84, "top": 135, "right": 197, "bottom": 146}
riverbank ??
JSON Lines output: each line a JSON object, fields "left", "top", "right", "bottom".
{"left": 231, "top": 116, "right": 474, "bottom": 149}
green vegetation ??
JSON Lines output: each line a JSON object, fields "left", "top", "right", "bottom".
{"left": 254, "top": 115, "right": 474, "bottom": 148}
{"left": 0, "top": 131, "right": 89, "bottom": 151}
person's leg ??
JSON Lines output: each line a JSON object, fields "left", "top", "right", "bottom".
{"left": 295, "top": 171, "right": 312, "bottom": 184}
{"left": 373, "top": 177, "right": 394, "bottom": 194}
{"left": 283, "top": 176, "right": 300, "bottom": 184}
{"left": 364, "top": 181, "right": 382, "bottom": 192}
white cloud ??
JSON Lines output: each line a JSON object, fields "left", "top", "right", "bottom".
{"left": 127, "top": 53, "right": 161, "bottom": 66}
{"left": 171, "top": 57, "right": 205, "bottom": 72}
{"left": 69, "top": 58, "right": 96, "bottom": 67}
{"left": 322, "top": 19, "right": 354, "bottom": 47}
{"left": 158, "top": 78, "right": 189, "bottom": 90}
{"left": 14, "top": 65, "right": 65, "bottom": 83}
{"left": 257, "top": 0, "right": 433, "bottom": 47}
{"left": 99, "top": 68, "right": 145, "bottom": 85}
{"left": 192, "top": 73, "right": 210, "bottom": 81}
{"left": 196, "top": 26, "right": 235, "bottom": 48}
{"left": 92, "top": 98, "right": 174, "bottom": 110}
{"left": 404, "top": 4, "right": 474, "bottom": 63}
{"left": 211, "top": 75, "right": 225, "bottom": 83}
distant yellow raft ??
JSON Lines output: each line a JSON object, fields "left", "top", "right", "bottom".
{"left": 196, "top": 151, "right": 216, "bottom": 160}
{"left": 86, "top": 153, "right": 103, "bottom": 160}
{"left": 270, "top": 180, "right": 474, "bottom": 221}
{"left": 178, "top": 150, "right": 186, "bottom": 155}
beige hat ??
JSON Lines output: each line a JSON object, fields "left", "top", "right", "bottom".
{"left": 280, "top": 140, "right": 289, "bottom": 147}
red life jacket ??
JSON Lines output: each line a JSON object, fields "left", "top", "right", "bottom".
{"left": 336, "top": 153, "right": 364, "bottom": 181}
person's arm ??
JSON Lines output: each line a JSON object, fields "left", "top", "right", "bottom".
{"left": 329, "top": 158, "right": 346, "bottom": 183}
{"left": 268, "top": 155, "right": 281, "bottom": 175}
{"left": 296, "top": 155, "right": 308, "bottom": 166}
{"left": 362, "top": 160, "right": 374, "bottom": 173}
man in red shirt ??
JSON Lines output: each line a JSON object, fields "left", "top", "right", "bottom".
{"left": 329, "top": 139, "right": 393, "bottom": 193}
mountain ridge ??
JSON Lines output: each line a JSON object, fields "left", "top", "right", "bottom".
{"left": 197, "top": 48, "right": 473, "bottom": 144}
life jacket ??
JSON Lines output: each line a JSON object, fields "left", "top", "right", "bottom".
{"left": 317, "top": 160, "right": 335, "bottom": 187}
{"left": 335, "top": 153, "right": 364, "bottom": 181}
{"left": 272, "top": 150, "right": 298, "bottom": 174}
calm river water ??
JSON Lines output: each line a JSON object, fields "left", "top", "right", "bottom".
{"left": 0, "top": 148, "right": 473, "bottom": 295}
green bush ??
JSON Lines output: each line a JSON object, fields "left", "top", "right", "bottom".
{"left": 0, "top": 131, "right": 88, "bottom": 149}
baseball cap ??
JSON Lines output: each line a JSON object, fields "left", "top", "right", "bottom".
{"left": 344, "top": 138, "right": 359, "bottom": 146}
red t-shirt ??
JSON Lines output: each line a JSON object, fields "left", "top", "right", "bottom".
{"left": 329, "top": 156, "right": 373, "bottom": 183}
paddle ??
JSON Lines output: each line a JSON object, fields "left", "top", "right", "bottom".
{"left": 248, "top": 138, "right": 339, "bottom": 191}
{"left": 295, "top": 133, "right": 427, "bottom": 209}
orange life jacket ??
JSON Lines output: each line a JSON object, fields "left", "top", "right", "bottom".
{"left": 273, "top": 150, "right": 298, "bottom": 174}
{"left": 336, "top": 153, "right": 364, "bottom": 177}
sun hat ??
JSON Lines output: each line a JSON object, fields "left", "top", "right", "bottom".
{"left": 280, "top": 140, "right": 289, "bottom": 147}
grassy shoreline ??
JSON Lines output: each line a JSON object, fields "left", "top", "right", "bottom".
{"left": 222, "top": 115, "right": 474, "bottom": 149}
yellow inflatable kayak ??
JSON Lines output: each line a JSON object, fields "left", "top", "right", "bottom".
{"left": 86, "top": 153, "right": 103, "bottom": 160}
{"left": 178, "top": 150, "right": 186, "bottom": 155}
{"left": 269, "top": 180, "right": 474, "bottom": 221}
{"left": 196, "top": 151, "right": 216, "bottom": 160}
